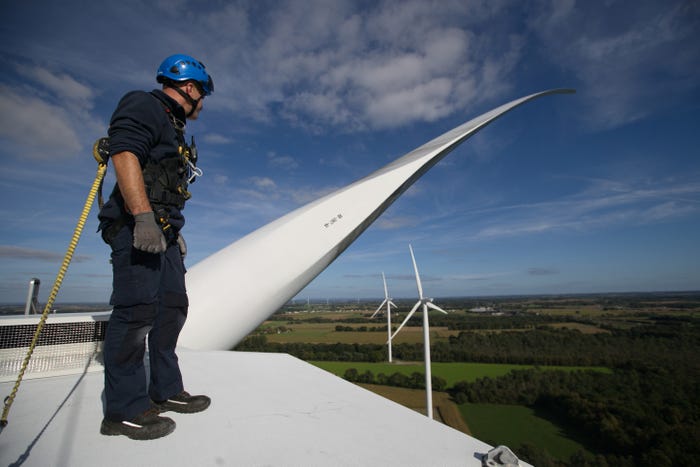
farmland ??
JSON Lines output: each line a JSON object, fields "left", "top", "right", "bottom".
{"left": 237, "top": 292, "right": 700, "bottom": 466}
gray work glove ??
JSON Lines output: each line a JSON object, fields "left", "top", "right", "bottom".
{"left": 177, "top": 233, "right": 187, "bottom": 259}
{"left": 133, "top": 212, "right": 167, "bottom": 253}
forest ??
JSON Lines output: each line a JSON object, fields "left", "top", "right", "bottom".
{"left": 236, "top": 295, "right": 700, "bottom": 466}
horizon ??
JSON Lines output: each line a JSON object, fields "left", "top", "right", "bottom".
{"left": 2, "top": 289, "right": 698, "bottom": 310}
{"left": 1, "top": 1, "right": 698, "bottom": 304}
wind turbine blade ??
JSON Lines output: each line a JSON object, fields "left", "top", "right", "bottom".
{"left": 371, "top": 299, "right": 387, "bottom": 318}
{"left": 382, "top": 272, "right": 389, "bottom": 299}
{"left": 388, "top": 300, "right": 397, "bottom": 309}
{"left": 179, "top": 89, "right": 575, "bottom": 350}
{"left": 426, "top": 302, "right": 448, "bottom": 315}
{"left": 389, "top": 300, "right": 421, "bottom": 342}
{"left": 409, "top": 245, "right": 424, "bottom": 299}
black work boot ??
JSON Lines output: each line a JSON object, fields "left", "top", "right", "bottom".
{"left": 153, "top": 391, "right": 211, "bottom": 414}
{"left": 100, "top": 408, "right": 175, "bottom": 440}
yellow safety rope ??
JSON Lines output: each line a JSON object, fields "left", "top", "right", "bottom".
{"left": 1, "top": 140, "right": 108, "bottom": 430}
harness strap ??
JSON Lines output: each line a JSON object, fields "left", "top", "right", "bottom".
{"left": 93, "top": 137, "right": 110, "bottom": 209}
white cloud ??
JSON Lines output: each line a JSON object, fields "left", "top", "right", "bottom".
{"left": 0, "top": 61, "right": 105, "bottom": 160}
{"left": 186, "top": 0, "right": 523, "bottom": 131}
{"left": 249, "top": 176, "right": 277, "bottom": 190}
{"left": 203, "top": 133, "right": 234, "bottom": 145}
{"left": 15, "top": 64, "right": 94, "bottom": 106}
{"left": 213, "top": 174, "right": 229, "bottom": 185}
{"left": 0, "top": 85, "right": 82, "bottom": 159}
{"left": 366, "top": 78, "right": 454, "bottom": 126}
{"left": 529, "top": 0, "right": 700, "bottom": 129}
{"left": 467, "top": 177, "right": 700, "bottom": 241}
{"left": 5, "top": 0, "right": 698, "bottom": 139}
{"left": 267, "top": 152, "right": 299, "bottom": 171}
{"left": 375, "top": 216, "right": 418, "bottom": 230}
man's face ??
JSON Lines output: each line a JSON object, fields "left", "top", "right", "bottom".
{"left": 185, "top": 82, "right": 205, "bottom": 120}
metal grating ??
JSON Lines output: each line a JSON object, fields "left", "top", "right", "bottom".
{"left": 0, "top": 313, "right": 110, "bottom": 382}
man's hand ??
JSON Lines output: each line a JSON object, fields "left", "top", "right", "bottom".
{"left": 133, "top": 212, "right": 167, "bottom": 253}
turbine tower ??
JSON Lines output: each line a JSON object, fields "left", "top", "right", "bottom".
{"left": 371, "top": 272, "right": 397, "bottom": 362}
{"left": 389, "top": 245, "right": 447, "bottom": 419}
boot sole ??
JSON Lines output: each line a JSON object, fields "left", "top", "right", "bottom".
{"left": 100, "top": 418, "right": 175, "bottom": 440}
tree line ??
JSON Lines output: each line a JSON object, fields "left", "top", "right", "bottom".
{"left": 239, "top": 321, "right": 698, "bottom": 367}
{"left": 335, "top": 325, "right": 387, "bottom": 332}
{"left": 341, "top": 368, "right": 448, "bottom": 391}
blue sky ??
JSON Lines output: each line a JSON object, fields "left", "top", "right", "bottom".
{"left": 1, "top": 0, "right": 698, "bottom": 304}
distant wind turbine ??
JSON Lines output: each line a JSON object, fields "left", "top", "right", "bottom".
{"left": 389, "top": 245, "right": 447, "bottom": 419}
{"left": 371, "top": 272, "right": 397, "bottom": 362}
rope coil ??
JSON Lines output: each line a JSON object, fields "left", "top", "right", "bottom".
{"left": 1, "top": 145, "right": 108, "bottom": 431}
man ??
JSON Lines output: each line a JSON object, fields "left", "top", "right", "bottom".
{"left": 98, "top": 54, "right": 214, "bottom": 440}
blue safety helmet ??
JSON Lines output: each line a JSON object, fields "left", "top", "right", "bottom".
{"left": 156, "top": 54, "right": 214, "bottom": 96}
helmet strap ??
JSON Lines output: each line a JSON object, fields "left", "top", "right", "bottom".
{"left": 168, "top": 84, "right": 201, "bottom": 118}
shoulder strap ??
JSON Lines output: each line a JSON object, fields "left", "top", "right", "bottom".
{"left": 149, "top": 91, "right": 186, "bottom": 134}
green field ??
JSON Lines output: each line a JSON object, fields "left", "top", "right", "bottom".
{"left": 310, "top": 361, "right": 610, "bottom": 387}
{"left": 460, "top": 402, "right": 590, "bottom": 460}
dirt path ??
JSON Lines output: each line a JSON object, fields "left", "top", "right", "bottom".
{"left": 358, "top": 383, "right": 471, "bottom": 435}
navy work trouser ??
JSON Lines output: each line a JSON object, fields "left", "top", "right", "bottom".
{"left": 103, "top": 225, "right": 188, "bottom": 422}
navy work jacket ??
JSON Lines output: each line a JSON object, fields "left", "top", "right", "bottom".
{"left": 98, "top": 89, "right": 188, "bottom": 233}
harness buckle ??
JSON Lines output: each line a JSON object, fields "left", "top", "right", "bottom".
{"left": 154, "top": 208, "right": 178, "bottom": 244}
{"left": 155, "top": 208, "right": 171, "bottom": 231}
{"left": 92, "top": 137, "right": 110, "bottom": 164}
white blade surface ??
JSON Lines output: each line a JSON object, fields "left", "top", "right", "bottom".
{"left": 427, "top": 302, "right": 448, "bottom": 315}
{"left": 389, "top": 300, "right": 422, "bottom": 342}
{"left": 371, "top": 299, "right": 387, "bottom": 318}
{"left": 179, "top": 89, "right": 574, "bottom": 350}
{"left": 409, "top": 245, "right": 424, "bottom": 300}
{"left": 371, "top": 272, "right": 391, "bottom": 318}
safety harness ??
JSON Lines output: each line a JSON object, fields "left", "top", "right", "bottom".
{"left": 141, "top": 98, "right": 201, "bottom": 211}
